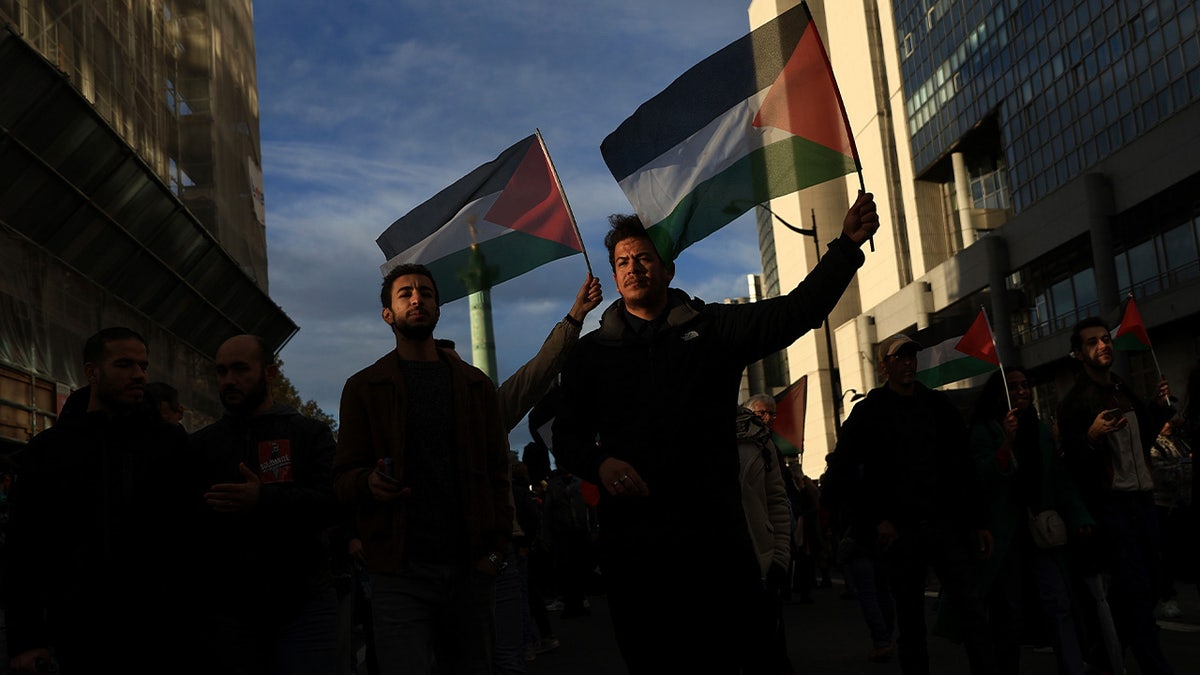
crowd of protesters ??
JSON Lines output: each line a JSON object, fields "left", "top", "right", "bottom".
{"left": 820, "top": 322, "right": 1196, "bottom": 675}
{"left": 1, "top": 191, "right": 1197, "bottom": 675}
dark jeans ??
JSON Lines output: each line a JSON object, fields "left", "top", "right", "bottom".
{"left": 207, "top": 587, "right": 340, "bottom": 675}
{"left": 887, "top": 522, "right": 992, "bottom": 675}
{"left": 605, "top": 553, "right": 759, "bottom": 674}
{"left": 847, "top": 551, "right": 895, "bottom": 647}
{"left": 1032, "top": 550, "right": 1085, "bottom": 675}
{"left": 549, "top": 529, "right": 591, "bottom": 613}
{"left": 1094, "top": 492, "right": 1175, "bottom": 675}
{"left": 492, "top": 545, "right": 526, "bottom": 675}
{"left": 370, "top": 563, "right": 496, "bottom": 675}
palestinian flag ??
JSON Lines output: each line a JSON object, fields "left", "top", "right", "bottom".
{"left": 916, "top": 310, "right": 1001, "bottom": 388}
{"left": 1113, "top": 295, "right": 1152, "bottom": 351}
{"left": 600, "top": 1, "right": 859, "bottom": 261}
{"left": 772, "top": 375, "right": 808, "bottom": 457}
{"left": 377, "top": 133, "right": 583, "bottom": 304}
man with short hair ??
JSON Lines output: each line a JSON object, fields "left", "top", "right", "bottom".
{"left": 833, "top": 333, "right": 993, "bottom": 674}
{"left": 553, "top": 192, "right": 880, "bottom": 673}
{"left": 190, "top": 334, "right": 339, "bottom": 674}
{"left": 333, "top": 263, "right": 512, "bottom": 675}
{"left": 6, "top": 327, "right": 198, "bottom": 675}
{"left": 1057, "top": 316, "right": 1175, "bottom": 675}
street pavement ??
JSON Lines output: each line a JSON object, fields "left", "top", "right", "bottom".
{"left": 528, "top": 575, "right": 1200, "bottom": 674}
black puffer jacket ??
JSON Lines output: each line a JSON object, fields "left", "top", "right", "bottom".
{"left": 5, "top": 406, "right": 198, "bottom": 669}
{"left": 835, "top": 382, "right": 983, "bottom": 544}
{"left": 553, "top": 235, "right": 864, "bottom": 565}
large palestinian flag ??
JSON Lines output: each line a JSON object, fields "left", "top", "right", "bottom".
{"left": 377, "top": 133, "right": 583, "bottom": 304}
{"left": 600, "top": 1, "right": 860, "bottom": 261}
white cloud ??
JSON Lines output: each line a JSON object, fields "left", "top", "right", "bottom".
{"left": 254, "top": 1, "right": 775, "bottom": 423}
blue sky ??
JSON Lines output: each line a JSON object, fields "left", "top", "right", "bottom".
{"left": 254, "top": 1, "right": 764, "bottom": 450}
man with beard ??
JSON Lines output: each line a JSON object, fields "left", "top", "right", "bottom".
{"left": 332, "top": 263, "right": 511, "bottom": 675}
{"left": 6, "top": 327, "right": 199, "bottom": 675}
{"left": 190, "top": 334, "right": 339, "bottom": 675}
{"left": 1058, "top": 317, "right": 1176, "bottom": 675}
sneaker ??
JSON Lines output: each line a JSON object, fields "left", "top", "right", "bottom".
{"left": 867, "top": 644, "right": 895, "bottom": 663}
{"left": 1158, "top": 599, "right": 1182, "bottom": 619}
{"left": 535, "top": 636, "right": 560, "bottom": 653}
{"left": 545, "top": 599, "right": 564, "bottom": 612}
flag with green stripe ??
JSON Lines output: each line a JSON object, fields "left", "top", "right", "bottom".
{"left": 600, "top": 1, "right": 859, "bottom": 261}
{"left": 377, "top": 133, "right": 583, "bottom": 304}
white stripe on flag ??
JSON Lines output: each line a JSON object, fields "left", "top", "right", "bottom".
{"left": 617, "top": 89, "right": 795, "bottom": 225}
{"left": 380, "top": 192, "right": 506, "bottom": 272}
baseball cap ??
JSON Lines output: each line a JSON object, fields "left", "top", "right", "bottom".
{"left": 877, "top": 334, "right": 922, "bottom": 362}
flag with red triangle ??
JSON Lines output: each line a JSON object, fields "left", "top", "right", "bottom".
{"left": 377, "top": 133, "right": 584, "bottom": 304}
{"left": 916, "top": 309, "right": 1001, "bottom": 388}
{"left": 1113, "top": 296, "right": 1152, "bottom": 351}
{"left": 771, "top": 375, "right": 808, "bottom": 457}
{"left": 600, "top": 1, "right": 860, "bottom": 261}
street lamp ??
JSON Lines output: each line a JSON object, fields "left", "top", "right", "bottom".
{"left": 751, "top": 202, "right": 844, "bottom": 435}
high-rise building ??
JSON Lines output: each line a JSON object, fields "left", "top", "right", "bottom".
{"left": 0, "top": 0, "right": 296, "bottom": 448}
{"left": 748, "top": 0, "right": 1200, "bottom": 477}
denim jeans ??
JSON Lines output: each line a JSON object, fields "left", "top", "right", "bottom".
{"left": 847, "top": 552, "right": 895, "bottom": 647}
{"left": 491, "top": 545, "right": 526, "bottom": 675}
{"left": 207, "top": 587, "right": 340, "bottom": 675}
{"left": 1093, "top": 492, "right": 1175, "bottom": 675}
{"left": 370, "top": 563, "right": 495, "bottom": 675}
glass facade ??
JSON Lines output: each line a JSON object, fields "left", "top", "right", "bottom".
{"left": 1009, "top": 207, "right": 1200, "bottom": 344}
{"left": 894, "top": 0, "right": 1200, "bottom": 212}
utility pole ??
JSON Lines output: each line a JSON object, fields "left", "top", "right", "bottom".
{"left": 758, "top": 204, "right": 844, "bottom": 434}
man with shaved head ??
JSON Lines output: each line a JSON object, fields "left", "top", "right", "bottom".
{"left": 191, "top": 334, "right": 339, "bottom": 675}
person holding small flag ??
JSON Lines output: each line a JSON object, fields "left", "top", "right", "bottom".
{"left": 967, "top": 366, "right": 1093, "bottom": 675}
{"left": 1057, "top": 316, "right": 1176, "bottom": 675}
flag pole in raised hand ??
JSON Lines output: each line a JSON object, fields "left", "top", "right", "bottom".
{"left": 1113, "top": 293, "right": 1162, "bottom": 378}
{"left": 977, "top": 306, "right": 1010, "bottom": 411}
{"left": 537, "top": 129, "right": 592, "bottom": 277}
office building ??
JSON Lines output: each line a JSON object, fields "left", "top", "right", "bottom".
{"left": 0, "top": 0, "right": 296, "bottom": 447}
{"left": 748, "top": 0, "right": 1200, "bottom": 477}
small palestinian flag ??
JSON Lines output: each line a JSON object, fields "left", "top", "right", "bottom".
{"left": 772, "top": 375, "right": 808, "bottom": 457}
{"left": 916, "top": 309, "right": 1001, "bottom": 388}
{"left": 600, "top": 1, "right": 860, "bottom": 261}
{"left": 1113, "top": 296, "right": 1152, "bottom": 351}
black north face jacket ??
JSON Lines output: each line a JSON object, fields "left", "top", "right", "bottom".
{"left": 553, "top": 235, "right": 864, "bottom": 570}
